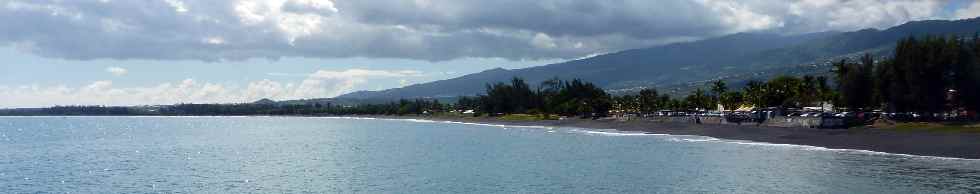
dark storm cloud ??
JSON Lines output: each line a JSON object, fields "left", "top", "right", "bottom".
{"left": 0, "top": 0, "right": 952, "bottom": 62}
{"left": 335, "top": 1, "right": 729, "bottom": 38}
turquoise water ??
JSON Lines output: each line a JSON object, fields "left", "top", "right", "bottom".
{"left": 1, "top": 116, "right": 979, "bottom": 193}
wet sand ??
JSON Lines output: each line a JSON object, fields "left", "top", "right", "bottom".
{"left": 373, "top": 115, "right": 980, "bottom": 159}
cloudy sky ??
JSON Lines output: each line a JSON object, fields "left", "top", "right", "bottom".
{"left": 1, "top": 0, "right": 979, "bottom": 107}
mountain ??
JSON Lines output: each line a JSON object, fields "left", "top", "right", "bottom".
{"left": 339, "top": 17, "right": 980, "bottom": 100}
{"left": 253, "top": 98, "right": 277, "bottom": 105}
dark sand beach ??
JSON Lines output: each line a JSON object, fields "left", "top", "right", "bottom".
{"left": 373, "top": 116, "right": 980, "bottom": 159}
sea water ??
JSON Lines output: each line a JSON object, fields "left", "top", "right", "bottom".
{"left": 1, "top": 116, "right": 978, "bottom": 193}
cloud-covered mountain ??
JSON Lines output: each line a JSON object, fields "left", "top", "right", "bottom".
{"left": 338, "top": 17, "right": 980, "bottom": 100}
{"left": 4, "top": 0, "right": 980, "bottom": 107}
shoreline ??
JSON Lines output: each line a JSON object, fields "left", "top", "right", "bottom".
{"left": 3, "top": 115, "right": 979, "bottom": 159}
{"left": 367, "top": 115, "right": 980, "bottom": 159}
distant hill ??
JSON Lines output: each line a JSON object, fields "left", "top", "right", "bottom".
{"left": 337, "top": 17, "right": 980, "bottom": 100}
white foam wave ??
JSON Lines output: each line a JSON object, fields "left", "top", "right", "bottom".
{"left": 322, "top": 116, "right": 556, "bottom": 130}
{"left": 326, "top": 116, "right": 980, "bottom": 161}
{"left": 721, "top": 140, "right": 979, "bottom": 161}
{"left": 432, "top": 120, "right": 556, "bottom": 130}
{"left": 402, "top": 119, "right": 437, "bottom": 123}
{"left": 563, "top": 127, "right": 980, "bottom": 161}
{"left": 675, "top": 137, "right": 721, "bottom": 142}
{"left": 321, "top": 116, "right": 378, "bottom": 120}
{"left": 569, "top": 129, "right": 668, "bottom": 137}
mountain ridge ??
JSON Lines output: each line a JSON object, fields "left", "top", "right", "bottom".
{"left": 336, "top": 17, "right": 980, "bottom": 101}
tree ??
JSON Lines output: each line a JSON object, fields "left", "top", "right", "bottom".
{"left": 659, "top": 94, "right": 672, "bottom": 110}
{"left": 456, "top": 96, "right": 480, "bottom": 111}
{"left": 639, "top": 88, "right": 661, "bottom": 113}
{"left": 719, "top": 91, "right": 744, "bottom": 111}
{"left": 710, "top": 80, "right": 727, "bottom": 100}
{"left": 685, "top": 88, "right": 712, "bottom": 111}
{"left": 816, "top": 76, "right": 834, "bottom": 104}
{"left": 509, "top": 77, "right": 534, "bottom": 113}
{"left": 954, "top": 34, "right": 980, "bottom": 114}
{"left": 538, "top": 77, "right": 563, "bottom": 114}
{"left": 834, "top": 55, "right": 875, "bottom": 110}
{"left": 799, "top": 75, "right": 818, "bottom": 107}
{"left": 765, "top": 76, "right": 803, "bottom": 108}
{"left": 482, "top": 77, "right": 536, "bottom": 114}
{"left": 875, "top": 36, "right": 958, "bottom": 115}
{"left": 616, "top": 95, "right": 642, "bottom": 114}
{"left": 744, "top": 80, "right": 766, "bottom": 107}
{"left": 477, "top": 77, "right": 612, "bottom": 117}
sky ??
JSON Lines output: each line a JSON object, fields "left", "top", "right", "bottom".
{"left": 1, "top": 0, "right": 980, "bottom": 108}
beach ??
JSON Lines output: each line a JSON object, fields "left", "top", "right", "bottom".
{"left": 373, "top": 115, "right": 980, "bottom": 159}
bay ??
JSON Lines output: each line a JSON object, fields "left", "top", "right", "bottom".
{"left": 1, "top": 116, "right": 978, "bottom": 193}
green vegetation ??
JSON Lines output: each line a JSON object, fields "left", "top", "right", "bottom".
{"left": 835, "top": 35, "right": 980, "bottom": 118}
{"left": 498, "top": 114, "right": 558, "bottom": 121}
{"left": 886, "top": 123, "right": 980, "bottom": 133}
{"left": 609, "top": 74, "right": 835, "bottom": 114}
{"left": 461, "top": 78, "right": 613, "bottom": 118}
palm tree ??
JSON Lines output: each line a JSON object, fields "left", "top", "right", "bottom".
{"left": 710, "top": 80, "right": 727, "bottom": 97}
{"left": 720, "top": 91, "right": 744, "bottom": 111}
{"left": 800, "top": 75, "right": 817, "bottom": 107}
{"left": 639, "top": 89, "right": 660, "bottom": 113}
{"left": 744, "top": 80, "right": 766, "bottom": 107}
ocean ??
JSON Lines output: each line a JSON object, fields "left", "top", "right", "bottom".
{"left": 1, "top": 116, "right": 978, "bottom": 193}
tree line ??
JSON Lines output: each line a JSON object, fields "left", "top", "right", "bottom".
{"left": 608, "top": 74, "right": 835, "bottom": 115}
{"left": 603, "top": 34, "right": 979, "bottom": 120}
{"left": 455, "top": 78, "right": 612, "bottom": 118}
{"left": 0, "top": 100, "right": 447, "bottom": 116}
{"left": 835, "top": 35, "right": 980, "bottom": 117}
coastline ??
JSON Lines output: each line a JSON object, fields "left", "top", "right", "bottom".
{"left": 3, "top": 115, "right": 978, "bottom": 159}
{"left": 367, "top": 115, "right": 980, "bottom": 159}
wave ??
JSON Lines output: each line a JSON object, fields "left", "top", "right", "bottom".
{"left": 578, "top": 128, "right": 980, "bottom": 161}
{"left": 570, "top": 130, "right": 978, "bottom": 161}
{"left": 319, "top": 116, "right": 553, "bottom": 129}
{"left": 720, "top": 140, "right": 979, "bottom": 161}
{"left": 326, "top": 116, "right": 980, "bottom": 161}
{"left": 570, "top": 128, "right": 979, "bottom": 161}
{"left": 322, "top": 116, "right": 379, "bottom": 120}
{"left": 567, "top": 128, "right": 670, "bottom": 137}
{"left": 440, "top": 121, "right": 555, "bottom": 130}
{"left": 15, "top": 115, "right": 974, "bottom": 161}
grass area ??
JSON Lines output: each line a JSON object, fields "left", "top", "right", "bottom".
{"left": 498, "top": 114, "right": 559, "bottom": 121}
{"left": 885, "top": 122, "right": 980, "bottom": 133}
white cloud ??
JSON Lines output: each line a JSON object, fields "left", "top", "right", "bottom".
{"left": 778, "top": 0, "right": 944, "bottom": 33}
{"left": 291, "top": 69, "right": 423, "bottom": 98}
{"left": 698, "top": 0, "right": 783, "bottom": 33}
{"left": 202, "top": 36, "right": 225, "bottom": 45}
{"left": 306, "top": 69, "right": 422, "bottom": 79}
{"left": 245, "top": 79, "right": 290, "bottom": 100}
{"left": 163, "top": 0, "right": 189, "bottom": 13}
{"left": 531, "top": 33, "right": 557, "bottom": 49}
{"left": 955, "top": 2, "right": 980, "bottom": 19}
{"left": 105, "top": 66, "right": 128, "bottom": 76}
{"left": 0, "top": 69, "right": 422, "bottom": 108}
{"left": 282, "top": 0, "right": 339, "bottom": 16}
